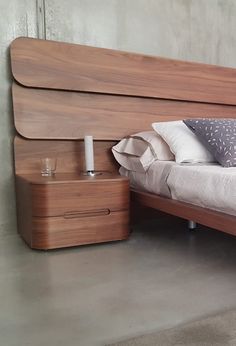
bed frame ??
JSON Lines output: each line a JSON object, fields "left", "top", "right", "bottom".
{"left": 11, "top": 37, "right": 236, "bottom": 237}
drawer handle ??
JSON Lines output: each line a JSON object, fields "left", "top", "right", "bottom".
{"left": 64, "top": 209, "right": 110, "bottom": 219}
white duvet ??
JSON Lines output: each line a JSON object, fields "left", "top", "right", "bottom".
{"left": 120, "top": 162, "right": 236, "bottom": 216}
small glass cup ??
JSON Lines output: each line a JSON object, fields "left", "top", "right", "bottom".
{"left": 40, "top": 157, "right": 57, "bottom": 176}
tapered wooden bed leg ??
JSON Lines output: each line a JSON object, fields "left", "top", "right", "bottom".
{"left": 188, "top": 220, "right": 197, "bottom": 230}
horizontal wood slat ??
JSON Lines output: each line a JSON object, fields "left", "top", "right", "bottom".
{"left": 13, "top": 82, "right": 236, "bottom": 140}
{"left": 11, "top": 37, "right": 236, "bottom": 106}
{"left": 14, "top": 136, "right": 118, "bottom": 175}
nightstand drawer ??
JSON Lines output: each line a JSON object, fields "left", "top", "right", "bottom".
{"left": 32, "top": 210, "right": 129, "bottom": 249}
{"left": 31, "top": 179, "right": 129, "bottom": 217}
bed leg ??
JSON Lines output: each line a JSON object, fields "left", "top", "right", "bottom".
{"left": 188, "top": 220, "right": 197, "bottom": 230}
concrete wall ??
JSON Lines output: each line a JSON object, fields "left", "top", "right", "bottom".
{"left": 0, "top": 0, "right": 236, "bottom": 236}
{"left": 0, "top": 0, "right": 37, "bottom": 235}
{"left": 45, "top": 0, "right": 236, "bottom": 66}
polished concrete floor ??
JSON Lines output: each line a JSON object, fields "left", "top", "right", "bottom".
{"left": 1, "top": 215, "right": 236, "bottom": 346}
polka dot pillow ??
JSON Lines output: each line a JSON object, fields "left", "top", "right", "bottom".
{"left": 183, "top": 118, "right": 236, "bottom": 167}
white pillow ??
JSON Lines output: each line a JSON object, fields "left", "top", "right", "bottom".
{"left": 112, "top": 131, "right": 174, "bottom": 173}
{"left": 152, "top": 120, "right": 215, "bottom": 164}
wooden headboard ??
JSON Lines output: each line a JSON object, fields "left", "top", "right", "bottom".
{"left": 11, "top": 37, "right": 236, "bottom": 174}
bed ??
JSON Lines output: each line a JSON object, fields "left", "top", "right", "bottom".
{"left": 10, "top": 37, "right": 236, "bottom": 237}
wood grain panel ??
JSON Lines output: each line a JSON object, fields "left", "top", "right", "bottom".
{"left": 14, "top": 136, "right": 118, "bottom": 175}
{"left": 32, "top": 211, "right": 129, "bottom": 249}
{"left": 132, "top": 190, "right": 236, "bottom": 236}
{"left": 15, "top": 176, "right": 33, "bottom": 246}
{"left": 11, "top": 37, "right": 236, "bottom": 105}
{"left": 13, "top": 83, "right": 236, "bottom": 140}
{"left": 28, "top": 175, "right": 129, "bottom": 216}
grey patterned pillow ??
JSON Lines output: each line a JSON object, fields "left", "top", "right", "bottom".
{"left": 183, "top": 118, "right": 236, "bottom": 167}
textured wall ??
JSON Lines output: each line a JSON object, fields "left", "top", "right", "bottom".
{"left": 45, "top": 0, "right": 236, "bottom": 66}
{"left": 1, "top": 0, "right": 236, "bottom": 236}
{"left": 0, "top": 0, "right": 37, "bottom": 235}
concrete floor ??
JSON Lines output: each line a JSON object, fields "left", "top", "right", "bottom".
{"left": 1, "top": 215, "right": 236, "bottom": 346}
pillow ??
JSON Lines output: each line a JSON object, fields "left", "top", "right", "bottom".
{"left": 112, "top": 131, "right": 174, "bottom": 173}
{"left": 184, "top": 118, "right": 236, "bottom": 167}
{"left": 152, "top": 120, "right": 214, "bottom": 164}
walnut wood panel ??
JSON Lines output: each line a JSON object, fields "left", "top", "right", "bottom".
{"left": 31, "top": 211, "right": 129, "bottom": 249}
{"left": 17, "top": 174, "right": 129, "bottom": 217}
{"left": 13, "top": 83, "right": 236, "bottom": 140}
{"left": 11, "top": 37, "right": 236, "bottom": 105}
{"left": 14, "top": 136, "right": 118, "bottom": 175}
{"left": 15, "top": 175, "right": 33, "bottom": 246}
{"left": 132, "top": 190, "right": 236, "bottom": 236}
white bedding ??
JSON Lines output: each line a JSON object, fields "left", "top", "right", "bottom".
{"left": 120, "top": 162, "right": 236, "bottom": 216}
{"left": 119, "top": 161, "right": 176, "bottom": 197}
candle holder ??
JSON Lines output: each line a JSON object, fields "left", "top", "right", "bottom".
{"left": 83, "top": 135, "right": 102, "bottom": 177}
{"left": 83, "top": 170, "right": 102, "bottom": 176}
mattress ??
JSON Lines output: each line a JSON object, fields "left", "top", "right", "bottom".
{"left": 120, "top": 162, "right": 236, "bottom": 216}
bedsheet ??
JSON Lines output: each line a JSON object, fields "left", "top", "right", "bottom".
{"left": 119, "top": 161, "right": 175, "bottom": 198}
{"left": 120, "top": 162, "right": 236, "bottom": 216}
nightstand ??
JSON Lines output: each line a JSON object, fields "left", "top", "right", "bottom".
{"left": 16, "top": 173, "right": 130, "bottom": 249}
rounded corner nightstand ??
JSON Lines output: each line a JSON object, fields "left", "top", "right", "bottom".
{"left": 16, "top": 172, "right": 130, "bottom": 249}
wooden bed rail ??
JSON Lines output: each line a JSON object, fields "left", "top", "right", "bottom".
{"left": 132, "top": 190, "right": 236, "bottom": 236}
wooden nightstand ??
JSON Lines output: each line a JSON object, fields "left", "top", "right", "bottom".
{"left": 16, "top": 173, "right": 130, "bottom": 250}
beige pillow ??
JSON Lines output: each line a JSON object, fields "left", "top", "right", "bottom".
{"left": 152, "top": 121, "right": 215, "bottom": 164}
{"left": 112, "top": 131, "right": 174, "bottom": 172}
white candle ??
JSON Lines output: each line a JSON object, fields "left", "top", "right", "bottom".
{"left": 84, "top": 135, "right": 94, "bottom": 172}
